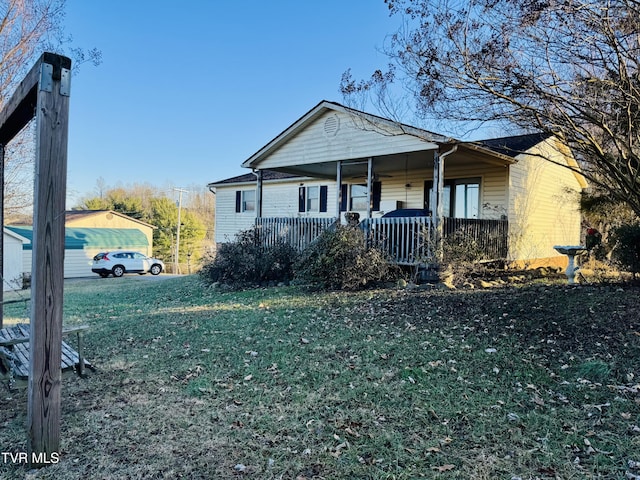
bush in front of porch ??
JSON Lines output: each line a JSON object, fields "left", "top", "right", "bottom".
{"left": 294, "top": 224, "right": 396, "bottom": 290}
{"left": 200, "top": 227, "right": 298, "bottom": 288}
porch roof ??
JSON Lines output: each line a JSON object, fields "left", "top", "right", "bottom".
{"left": 238, "top": 100, "right": 519, "bottom": 179}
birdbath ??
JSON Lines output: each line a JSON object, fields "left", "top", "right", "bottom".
{"left": 553, "top": 245, "right": 587, "bottom": 284}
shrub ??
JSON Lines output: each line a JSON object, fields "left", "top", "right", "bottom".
{"left": 294, "top": 224, "right": 393, "bottom": 290}
{"left": 442, "top": 229, "right": 486, "bottom": 264}
{"left": 609, "top": 223, "right": 640, "bottom": 278}
{"left": 200, "top": 227, "right": 298, "bottom": 288}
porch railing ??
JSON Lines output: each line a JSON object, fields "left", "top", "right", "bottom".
{"left": 360, "top": 216, "right": 509, "bottom": 265}
{"left": 255, "top": 216, "right": 508, "bottom": 265}
{"left": 255, "top": 217, "right": 337, "bottom": 252}
{"left": 360, "top": 216, "right": 434, "bottom": 265}
{"left": 443, "top": 218, "right": 509, "bottom": 261}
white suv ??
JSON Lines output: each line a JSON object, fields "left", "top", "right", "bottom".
{"left": 92, "top": 251, "right": 165, "bottom": 278}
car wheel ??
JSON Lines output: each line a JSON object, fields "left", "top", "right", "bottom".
{"left": 112, "top": 265, "right": 125, "bottom": 277}
{"left": 150, "top": 264, "right": 162, "bottom": 275}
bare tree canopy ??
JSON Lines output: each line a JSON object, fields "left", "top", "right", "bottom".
{"left": 341, "top": 0, "right": 640, "bottom": 216}
{"left": 1, "top": 0, "right": 100, "bottom": 220}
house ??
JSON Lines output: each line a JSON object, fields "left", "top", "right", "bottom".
{"left": 6, "top": 226, "right": 150, "bottom": 279}
{"left": 208, "top": 101, "right": 587, "bottom": 267}
{"left": 65, "top": 210, "right": 155, "bottom": 256}
{"left": 3, "top": 228, "right": 30, "bottom": 291}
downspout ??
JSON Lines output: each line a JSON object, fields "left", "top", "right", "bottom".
{"left": 434, "top": 145, "right": 458, "bottom": 265}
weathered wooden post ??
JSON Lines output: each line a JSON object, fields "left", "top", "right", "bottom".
{"left": 432, "top": 145, "right": 458, "bottom": 266}
{"left": 0, "top": 144, "right": 4, "bottom": 327}
{"left": 0, "top": 52, "right": 71, "bottom": 467}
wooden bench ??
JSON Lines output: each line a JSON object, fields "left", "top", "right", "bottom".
{"left": 0, "top": 323, "right": 93, "bottom": 389}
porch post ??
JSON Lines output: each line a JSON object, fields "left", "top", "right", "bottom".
{"left": 254, "top": 169, "right": 263, "bottom": 218}
{"left": 0, "top": 144, "right": 4, "bottom": 327}
{"left": 366, "top": 157, "right": 373, "bottom": 219}
{"left": 336, "top": 160, "right": 342, "bottom": 220}
{"left": 433, "top": 150, "right": 445, "bottom": 263}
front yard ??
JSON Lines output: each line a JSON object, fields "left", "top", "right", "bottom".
{"left": 1, "top": 276, "right": 639, "bottom": 479}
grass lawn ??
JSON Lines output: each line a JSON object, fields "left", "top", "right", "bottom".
{"left": 1, "top": 276, "right": 639, "bottom": 479}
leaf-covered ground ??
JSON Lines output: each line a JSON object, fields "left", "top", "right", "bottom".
{"left": 1, "top": 277, "right": 639, "bottom": 479}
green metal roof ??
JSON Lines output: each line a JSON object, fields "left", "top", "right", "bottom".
{"left": 5, "top": 227, "right": 149, "bottom": 251}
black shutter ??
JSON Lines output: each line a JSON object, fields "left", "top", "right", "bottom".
{"left": 424, "top": 181, "right": 433, "bottom": 213}
{"left": 340, "top": 184, "right": 348, "bottom": 212}
{"left": 235, "top": 191, "right": 241, "bottom": 213}
{"left": 372, "top": 181, "right": 382, "bottom": 211}
{"left": 319, "top": 185, "right": 328, "bottom": 212}
{"left": 298, "top": 187, "right": 306, "bottom": 212}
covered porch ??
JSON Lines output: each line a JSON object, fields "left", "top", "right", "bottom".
{"left": 245, "top": 101, "right": 515, "bottom": 265}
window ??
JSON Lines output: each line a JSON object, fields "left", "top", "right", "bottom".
{"left": 350, "top": 184, "right": 369, "bottom": 211}
{"left": 339, "top": 182, "right": 382, "bottom": 212}
{"left": 424, "top": 178, "right": 480, "bottom": 219}
{"left": 299, "top": 185, "right": 328, "bottom": 213}
{"left": 454, "top": 182, "right": 479, "bottom": 219}
{"left": 307, "top": 186, "right": 319, "bottom": 212}
{"left": 235, "top": 190, "right": 255, "bottom": 213}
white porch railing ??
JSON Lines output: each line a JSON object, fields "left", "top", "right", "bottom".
{"left": 360, "top": 217, "right": 435, "bottom": 265}
{"left": 255, "top": 216, "right": 509, "bottom": 265}
{"left": 255, "top": 217, "right": 337, "bottom": 252}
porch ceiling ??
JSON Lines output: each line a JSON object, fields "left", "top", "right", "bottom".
{"left": 260, "top": 143, "right": 515, "bottom": 180}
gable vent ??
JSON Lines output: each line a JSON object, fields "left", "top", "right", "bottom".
{"left": 324, "top": 114, "right": 340, "bottom": 137}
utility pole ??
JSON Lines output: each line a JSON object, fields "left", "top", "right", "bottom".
{"left": 174, "top": 188, "right": 188, "bottom": 274}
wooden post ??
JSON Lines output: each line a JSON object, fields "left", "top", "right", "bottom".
{"left": 366, "top": 157, "right": 373, "bottom": 220}
{"left": 433, "top": 146, "right": 457, "bottom": 265}
{"left": 432, "top": 150, "right": 444, "bottom": 263}
{"left": 254, "top": 169, "right": 263, "bottom": 218}
{"left": 0, "top": 53, "right": 73, "bottom": 467}
{"left": 335, "top": 161, "right": 342, "bottom": 219}
{"left": 27, "top": 53, "right": 70, "bottom": 467}
{"left": 0, "top": 143, "right": 4, "bottom": 327}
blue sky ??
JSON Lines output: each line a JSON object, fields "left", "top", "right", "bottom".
{"left": 62, "top": 1, "right": 403, "bottom": 206}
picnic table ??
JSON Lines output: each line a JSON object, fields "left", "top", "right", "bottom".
{"left": 0, "top": 323, "right": 92, "bottom": 389}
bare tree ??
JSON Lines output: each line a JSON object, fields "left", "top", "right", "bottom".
{"left": 1, "top": 0, "right": 101, "bottom": 220}
{"left": 341, "top": 0, "right": 640, "bottom": 216}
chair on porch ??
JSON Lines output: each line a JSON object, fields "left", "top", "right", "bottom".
{"left": 0, "top": 323, "right": 94, "bottom": 389}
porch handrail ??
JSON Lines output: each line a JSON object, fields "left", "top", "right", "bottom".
{"left": 255, "top": 217, "right": 337, "bottom": 252}
{"left": 360, "top": 216, "right": 435, "bottom": 265}
{"left": 443, "top": 218, "right": 509, "bottom": 261}
{"left": 360, "top": 216, "right": 509, "bottom": 265}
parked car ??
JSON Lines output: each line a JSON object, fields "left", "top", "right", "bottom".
{"left": 92, "top": 251, "right": 164, "bottom": 278}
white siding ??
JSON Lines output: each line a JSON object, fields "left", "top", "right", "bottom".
{"left": 3, "top": 232, "right": 26, "bottom": 291}
{"left": 371, "top": 163, "right": 508, "bottom": 219}
{"left": 214, "top": 187, "right": 257, "bottom": 243}
{"left": 215, "top": 179, "right": 336, "bottom": 244}
{"left": 256, "top": 110, "right": 438, "bottom": 170}
{"left": 65, "top": 250, "right": 104, "bottom": 278}
{"left": 21, "top": 249, "right": 110, "bottom": 279}
{"left": 214, "top": 160, "right": 510, "bottom": 243}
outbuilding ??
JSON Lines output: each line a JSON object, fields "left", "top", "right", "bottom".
{"left": 6, "top": 226, "right": 149, "bottom": 279}
{"left": 3, "top": 228, "right": 30, "bottom": 291}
